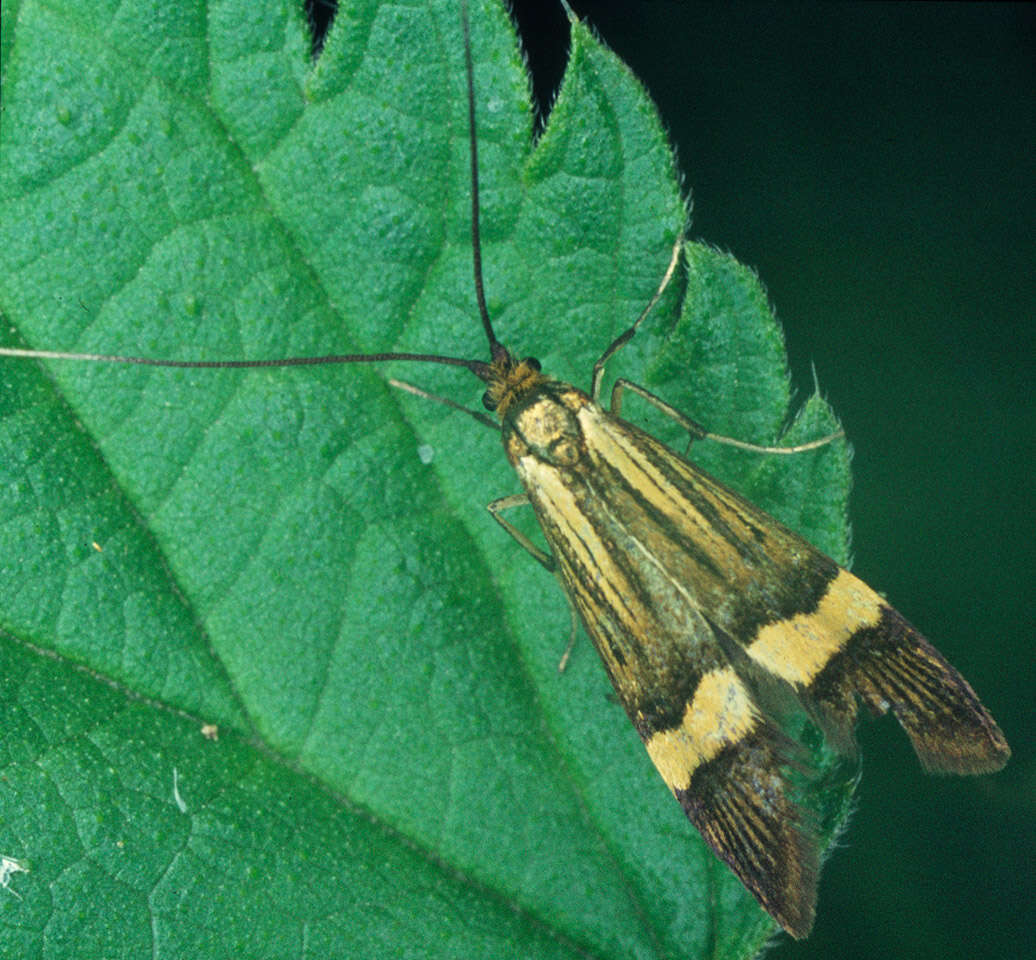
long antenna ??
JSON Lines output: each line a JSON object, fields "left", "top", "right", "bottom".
{"left": 0, "top": 345, "right": 488, "bottom": 375}
{"left": 461, "top": 0, "right": 503, "bottom": 359}
{"left": 0, "top": 5, "right": 501, "bottom": 384}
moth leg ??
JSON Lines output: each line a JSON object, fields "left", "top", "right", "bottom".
{"left": 610, "top": 378, "right": 707, "bottom": 450}
{"left": 591, "top": 238, "right": 683, "bottom": 401}
{"left": 487, "top": 495, "right": 580, "bottom": 672}
{"left": 486, "top": 494, "right": 554, "bottom": 571}
{"left": 389, "top": 378, "right": 499, "bottom": 431}
{"left": 556, "top": 601, "right": 581, "bottom": 674}
{"left": 610, "top": 378, "right": 844, "bottom": 455}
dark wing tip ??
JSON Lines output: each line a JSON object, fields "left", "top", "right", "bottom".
{"left": 676, "top": 725, "right": 818, "bottom": 939}
{"left": 809, "top": 606, "right": 1010, "bottom": 775}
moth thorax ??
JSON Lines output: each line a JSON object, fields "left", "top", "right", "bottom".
{"left": 505, "top": 391, "right": 585, "bottom": 468}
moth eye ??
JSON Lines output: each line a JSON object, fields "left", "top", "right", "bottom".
{"left": 482, "top": 390, "right": 498, "bottom": 411}
{"left": 523, "top": 356, "right": 541, "bottom": 371}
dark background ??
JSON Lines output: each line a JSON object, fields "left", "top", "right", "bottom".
{"left": 506, "top": 3, "right": 1032, "bottom": 959}
{"left": 306, "top": 2, "right": 1034, "bottom": 956}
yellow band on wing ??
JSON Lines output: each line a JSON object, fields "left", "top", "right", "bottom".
{"left": 645, "top": 667, "right": 758, "bottom": 793}
{"left": 746, "top": 568, "right": 884, "bottom": 686}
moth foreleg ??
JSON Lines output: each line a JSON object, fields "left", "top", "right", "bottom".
{"left": 486, "top": 495, "right": 579, "bottom": 671}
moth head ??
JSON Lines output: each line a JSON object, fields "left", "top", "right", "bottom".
{"left": 481, "top": 351, "right": 544, "bottom": 418}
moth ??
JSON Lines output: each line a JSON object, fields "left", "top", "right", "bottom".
{"left": 0, "top": 1, "right": 1009, "bottom": 941}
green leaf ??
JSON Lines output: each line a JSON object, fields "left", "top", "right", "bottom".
{"left": 0, "top": 2, "right": 853, "bottom": 957}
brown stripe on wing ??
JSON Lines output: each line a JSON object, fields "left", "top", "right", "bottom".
{"left": 576, "top": 403, "right": 844, "bottom": 647}
{"left": 806, "top": 603, "right": 1010, "bottom": 774}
